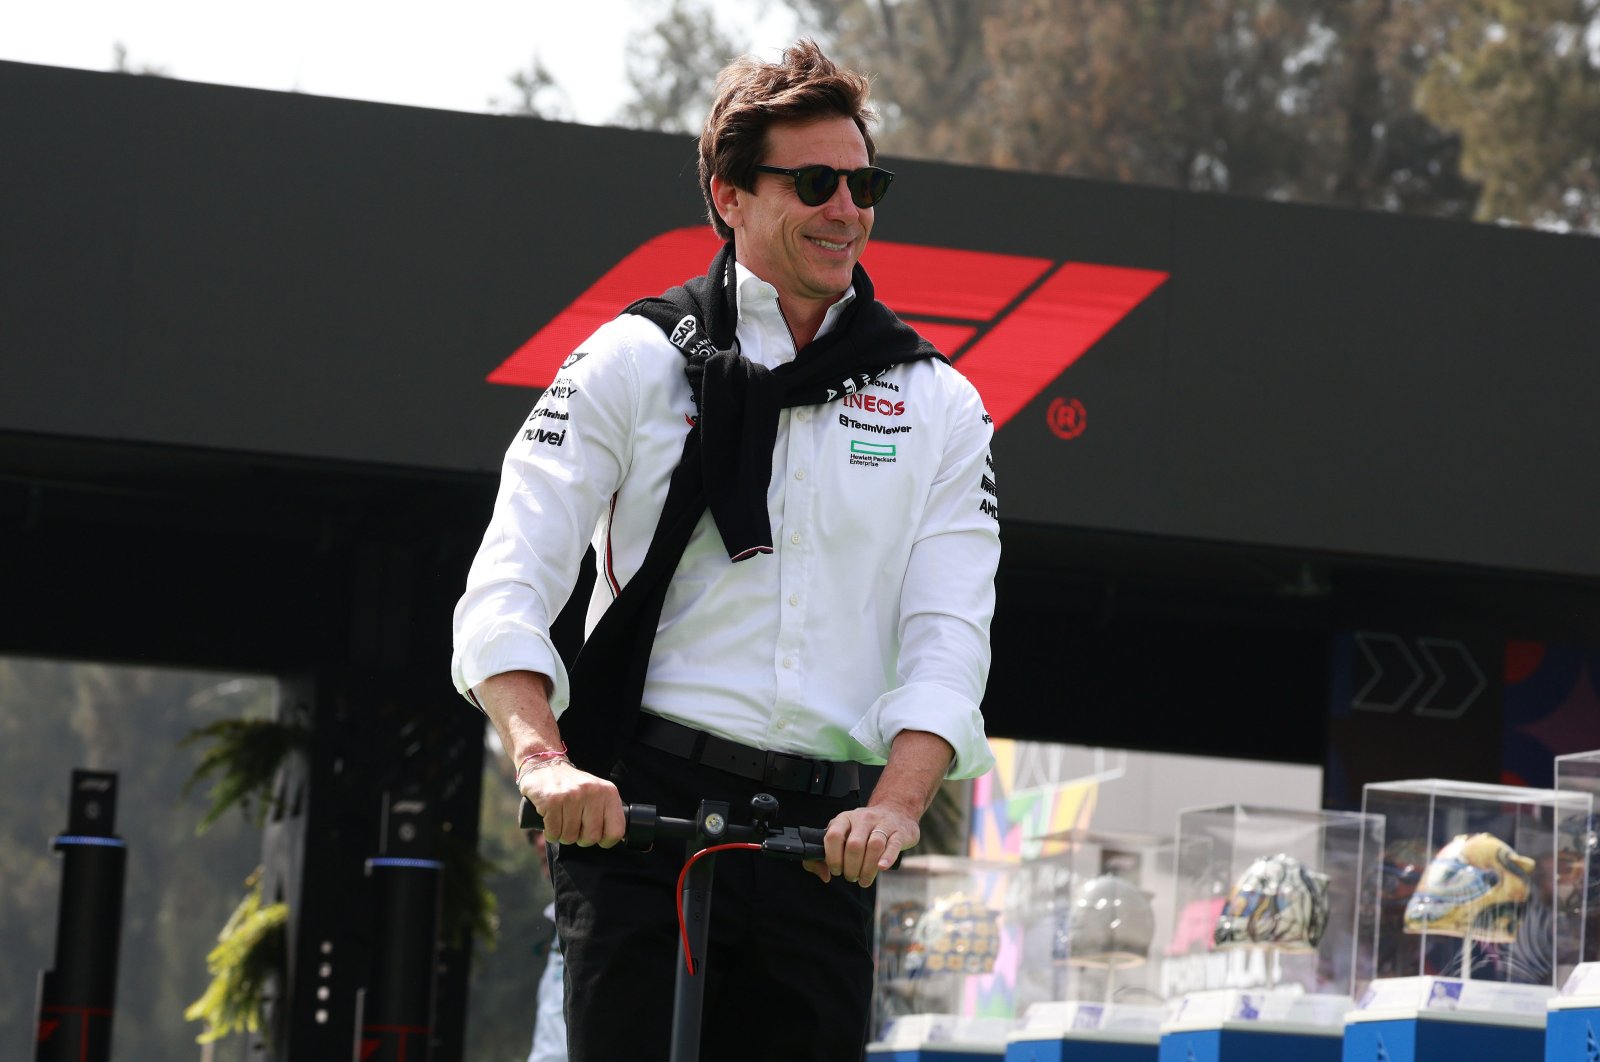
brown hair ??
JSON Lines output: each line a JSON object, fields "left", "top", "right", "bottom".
{"left": 698, "top": 39, "right": 878, "bottom": 241}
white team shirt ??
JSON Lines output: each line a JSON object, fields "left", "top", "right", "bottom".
{"left": 452, "top": 264, "right": 999, "bottom": 778}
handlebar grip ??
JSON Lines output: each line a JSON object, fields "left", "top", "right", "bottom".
{"left": 519, "top": 796, "right": 645, "bottom": 833}
{"left": 519, "top": 797, "right": 664, "bottom": 851}
{"left": 518, "top": 796, "right": 543, "bottom": 830}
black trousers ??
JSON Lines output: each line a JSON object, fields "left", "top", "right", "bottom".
{"left": 550, "top": 740, "right": 876, "bottom": 1062}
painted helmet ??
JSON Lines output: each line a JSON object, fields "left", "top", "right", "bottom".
{"left": 1213, "top": 853, "right": 1331, "bottom": 952}
{"left": 903, "top": 892, "right": 1002, "bottom": 977}
{"left": 1403, "top": 832, "right": 1535, "bottom": 943}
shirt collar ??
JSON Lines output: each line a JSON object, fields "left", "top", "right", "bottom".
{"left": 733, "top": 262, "right": 857, "bottom": 343}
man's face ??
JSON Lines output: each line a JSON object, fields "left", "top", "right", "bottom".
{"left": 713, "top": 116, "right": 874, "bottom": 312}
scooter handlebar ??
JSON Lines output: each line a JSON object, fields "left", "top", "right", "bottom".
{"left": 518, "top": 795, "right": 828, "bottom": 861}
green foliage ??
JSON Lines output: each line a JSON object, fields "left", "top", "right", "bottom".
{"left": 440, "top": 825, "right": 502, "bottom": 951}
{"left": 604, "top": 0, "right": 1600, "bottom": 231}
{"left": 183, "top": 869, "right": 288, "bottom": 1045}
{"left": 461, "top": 763, "right": 559, "bottom": 1061}
{"left": 616, "top": 0, "right": 744, "bottom": 132}
{"left": 918, "top": 779, "right": 971, "bottom": 856}
{"left": 794, "top": 0, "right": 1483, "bottom": 217}
{"left": 1414, "top": 0, "right": 1600, "bottom": 230}
{"left": 0, "top": 660, "right": 271, "bottom": 1058}
{"left": 179, "top": 718, "right": 310, "bottom": 833}
{"left": 494, "top": 54, "right": 573, "bottom": 119}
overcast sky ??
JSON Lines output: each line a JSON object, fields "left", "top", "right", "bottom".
{"left": 0, "top": 0, "right": 797, "bottom": 126}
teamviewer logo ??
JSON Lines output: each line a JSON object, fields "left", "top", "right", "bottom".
{"left": 489, "top": 227, "right": 1168, "bottom": 432}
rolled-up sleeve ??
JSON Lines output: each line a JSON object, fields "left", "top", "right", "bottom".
{"left": 450, "top": 321, "right": 638, "bottom": 715}
{"left": 851, "top": 377, "right": 1000, "bottom": 779}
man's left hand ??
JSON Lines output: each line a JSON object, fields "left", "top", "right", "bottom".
{"left": 806, "top": 805, "right": 920, "bottom": 888}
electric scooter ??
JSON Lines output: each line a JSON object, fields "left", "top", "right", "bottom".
{"left": 519, "top": 793, "right": 830, "bottom": 1062}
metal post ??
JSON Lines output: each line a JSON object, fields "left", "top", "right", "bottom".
{"left": 357, "top": 789, "right": 442, "bottom": 1062}
{"left": 35, "top": 770, "right": 126, "bottom": 1062}
{"left": 669, "top": 800, "right": 728, "bottom": 1062}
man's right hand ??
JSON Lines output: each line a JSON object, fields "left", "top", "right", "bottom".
{"left": 520, "top": 758, "right": 627, "bottom": 847}
{"left": 473, "top": 669, "right": 628, "bottom": 848}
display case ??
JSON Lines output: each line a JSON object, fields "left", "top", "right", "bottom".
{"left": 1024, "top": 830, "right": 1173, "bottom": 1009}
{"left": 1555, "top": 750, "right": 1600, "bottom": 971}
{"left": 875, "top": 842, "right": 1176, "bottom": 1018}
{"left": 1549, "top": 752, "right": 1600, "bottom": 1062}
{"left": 1346, "top": 778, "right": 1592, "bottom": 1062}
{"left": 1001, "top": 830, "right": 1175, "bottom": 1061}
{"left": 1164, "top": 805, "right": 1382, "bottom": 1001}
{"left": 872, "top": 854, "right": 1035, "bottom": 1053}
{"left": 1160, "top": 805, "right": 1383, "bottom": 1062}
{"left": 1359, "top": 778, "right": 1589, "bottom": 994}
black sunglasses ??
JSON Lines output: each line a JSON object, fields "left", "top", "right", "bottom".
{"left": 754, "top": 164, "right": 896, "bottom": 208}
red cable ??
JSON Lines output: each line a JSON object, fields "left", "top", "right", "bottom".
{"left": 676, "top": 842, "right": 762, "bottom": 975}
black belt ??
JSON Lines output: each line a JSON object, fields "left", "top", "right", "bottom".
{"left": 633, "top": 714, "right": 860, "bottom": 798}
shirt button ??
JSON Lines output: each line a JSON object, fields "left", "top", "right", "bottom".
{"left": 782, "top": 657, "right": 794, "bottom": 669}
{"left": 788, "top": 594, "right": 799, "bottom": 606}
{"left": 796, "top": 410, "right": 808, "bottom": 422}
{"left": 790, "top": 531, "right": 802, "bottom": 545}
{"left": 775, "top": 719, "right": 788, "bottom": 729}
{"left": 794, "top": 469, "right": 806, "bottom": 481}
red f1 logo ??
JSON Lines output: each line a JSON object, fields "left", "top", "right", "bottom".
{"left": 489, "top": 227, "right": 1168, "bottom": 431}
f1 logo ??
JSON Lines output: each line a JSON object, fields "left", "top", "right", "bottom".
{"left": 489, "top": 227, "right": 1168, "bottom": 431}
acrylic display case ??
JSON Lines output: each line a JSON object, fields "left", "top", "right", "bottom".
{"left": 1000, "top": 830, "right": 1175, "bottom": 1060}
{"left": 1159, "top": 805, "right": 1382, "bottom": 1061}
{"left": 1359, "top": 778, "right": 1590, "bottom": 997}
{"left": 872, "top": 854, "right": 1035, "bottom": 1052}
{"left": 1344, "top": 778, "right": 1593, "bottom": 1062}
{"left": 1164, "top": 805, "right": 1382, "bottom": 1004}
{"left": 875, "top": 839, "right": 1177, "bottom": 1021}
{"left": 1548, "top": 752, "right": 1600, "bottom": 1062}
{"left": 1555, "top": 750, "right": 1600, "bottom": 971}
{"left": 873, "top": 837, "right": 1178, "bottom": 1059}
{"left": 1016, "top": 830, "right": 1174, "bottom": 1010}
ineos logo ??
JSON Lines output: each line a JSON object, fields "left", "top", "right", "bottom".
{"left": 1047, "top": 397, "right": 1086, "bottom": 440}
{"left": 840, "top": 393, "right": 905, "bottom": 416}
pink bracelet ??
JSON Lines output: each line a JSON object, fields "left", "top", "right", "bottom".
{"left": 517, "top": 744, "right": 569, "bottom": 780}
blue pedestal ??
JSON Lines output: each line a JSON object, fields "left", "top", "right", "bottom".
{"left": 1342, "top": 1016, "right": 1543, "bottom": 1062}
{"left": 1006, "top": 1036, "right": 1158, "bottom": 1061}
{"left": 1546, "top": 1005, "right": 1600, "bottom": 1062}
{"left": 1160, "top": 1026, "right": 1342, "bottom": 1062}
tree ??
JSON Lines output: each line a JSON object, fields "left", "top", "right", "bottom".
{"left": 493, "top": 54, "right": 574, "bottom": 120}
{"left": 0, "top": 659, "right": 270, "bottom": 1059}
{"left": 110, "top": 41, "right": 171, "bottom": 77}
{"left": 778, "top": 0, "right": 1482, "bottom": 218}
{"left": 1412, "top": 0, "right": 1600, "bottom": 230}
{"left": 616, "top": 0, "right": 745, "bottom": 132}
{"left": 608, "top": 0, "right": 1600, "bottom": 232}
